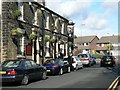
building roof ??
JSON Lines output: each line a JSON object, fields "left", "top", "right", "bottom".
{"left": 97, "top": 35, "right": 120, "bottom": 44}
{"left": 74, "top": 35, "right": 99, "bottom": 44}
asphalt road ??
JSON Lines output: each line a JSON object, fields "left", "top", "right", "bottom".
{"left": 2, "top": 62, "right": 118, "bottom": 89}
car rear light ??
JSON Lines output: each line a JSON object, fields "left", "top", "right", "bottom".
{"left": 112, "top": 60, "right": 115, "bottom": 63}
{"left": 81, "top": 58, "right": 89, "bottom": 60}
{"left": 52, "top": 65, "right": 59, "bottom": 69}
{"left": 7, "top": 70, "right": 17, "bottom": 75}
{"left": 73, "top": 61, "right": 76, "bottom": 63}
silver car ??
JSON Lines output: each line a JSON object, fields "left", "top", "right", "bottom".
{"left": 78, "top": 53, "right": 93, "bottom": 67}
{"left": 72, "top": 56, "right": 83, "bottom": 70}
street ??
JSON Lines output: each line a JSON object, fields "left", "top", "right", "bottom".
{"left": 2, "top": 61, "right": 118, "bottom": 89}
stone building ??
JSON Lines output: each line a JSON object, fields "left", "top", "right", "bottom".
{"left": 1, "top": 1, "right": 74, "bottom": 64}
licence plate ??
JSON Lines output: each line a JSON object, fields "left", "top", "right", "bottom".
{"left": 0, "top": 71, "right": 6, "bottom": 74}
{"left": 47, "top": 70, "right": 51, "bottom": 72}
{"left": 106, "top": 62, "right": 111, "bottom": 64}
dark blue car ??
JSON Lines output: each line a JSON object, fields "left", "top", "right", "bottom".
{"left": 43, "top": 59, "right": 71, "bottom": 75}
{"left": 0, "top": 59, "right": 47, "bottom": 85}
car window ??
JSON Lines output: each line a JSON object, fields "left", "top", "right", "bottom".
{"left": 25, "top": 61, "right": 32, "bottom": 68}
{"left": 102, "top": 56, "right": 112, "bottom": 59}
{"left": 75, "top": 57, "right": 79, "bottom": 61}
{"left": 79, "top": 54, "right": 88, "bottom": 58}
{"left": 44, "top": 60, "right": 54, "bottom": 65}
{"left": 2, "top": 60, "right": 21, "bottom": 68}
{"left": 30, "top": 60, "right": 38, "bottom": 67}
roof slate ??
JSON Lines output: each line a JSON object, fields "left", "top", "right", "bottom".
{"left": 97, "top": 35, "right": 120, "bottom": 44}
{"left": 74, "top": 35, "right": 98, "bottom": 43}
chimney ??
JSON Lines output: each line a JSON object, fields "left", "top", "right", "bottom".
{"left": 37, "top": 0, "right": 45, "bottom": 6}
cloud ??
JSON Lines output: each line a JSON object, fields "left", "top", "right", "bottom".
{"left": 81, "top": 13, "right": 108, "bottom": 30}
{"left": 101, "top": 0, "right": 118, "bottom": 17}
{"left": 46, "top": 0, "right": 92, "bottom": 17}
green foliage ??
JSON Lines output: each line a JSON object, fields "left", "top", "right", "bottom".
{"left": 13, "top": 9, "right": 21, "bottom": 18}
{"left": 50, "top": 37, "right": 56, "bottom": 43}
{"left": 72, "top": 35, "right": 77, "bottom": 39}
{"left": 10, "top": 28, "right": 23, "bottom": 37}
{"left": 29, "top": 33, "right": 37, "bottom": 40}
{"left": 107, "top": 44, "right": 114, "bottom": 51}
{"left": 44, "top": 36, "right": 50, "bottom": 42}
{"left": 68, "top": 42, "right": 73, "bottom": 46}
{"left": 60, "top": 40, "right": 65, "bottom": 44}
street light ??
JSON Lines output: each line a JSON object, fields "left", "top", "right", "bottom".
{"left": 80, "top": 23, "right": 85, "bottom": 52}
{"left": 107, "top": 33, "right": 110, "bottom": 55}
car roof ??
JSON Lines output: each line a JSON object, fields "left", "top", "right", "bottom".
{"left": 3, "top": 59, "right": 33, "bottom": 62}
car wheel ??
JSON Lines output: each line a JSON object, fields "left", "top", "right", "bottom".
{"left": 81, "top": 65, "right": 83, "bottom": 69}
{"left": 100, "top": 64, "right": 103, "bottom": 67}
{"left": 75, "top": 65, "right": 78, "bottom": 70}
{"left": 21, "top": 75, "right": 29, "bottom": 85}
{"left": 59, "top": 68, "right": 63, "bottom": 75}
{"left": 88, "top": 63, "right": 91, "bottom": 67}
{"left": 68, "top": 67, "right": 71, "bottom": 73}
{"left": 41, "top": 71, "right": 47, "bottom": 80}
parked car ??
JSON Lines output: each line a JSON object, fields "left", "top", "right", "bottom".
{"left": 78, "top": 53, "right": 93, "bottom": 67}
{"left": 100, "top": 55, "right": 116, "bottom": 67}
{"left": 64, "top": 56, "right": 74, "bottom": 71}
{"left": 0, "top": 59, "right": 47, "bottom": 85}
{"left": 43, "top": 58, "right": 71, "bottom": 75}
{"left": 72, "top": 56, "right": 83, "bottom": 70}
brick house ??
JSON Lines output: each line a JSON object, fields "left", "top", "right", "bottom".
{"left": 74, "top": 35, "right": 99, "bottom": 55}
{"left": 96, "top": 35, "right": 120, "bottom": 56}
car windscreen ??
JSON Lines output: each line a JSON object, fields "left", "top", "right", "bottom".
{"left": 44, "top": 60, "right": 54, "bottom": 65}
{"left": 102, "top": 56, "right": 113, "bottom": 60}
{"left": 2, "top": 60, "right": 21, "bottom": 68}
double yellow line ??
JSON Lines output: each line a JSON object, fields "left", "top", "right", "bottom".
{"left": 107, "top": 76, "right": 120, "bottom": 90}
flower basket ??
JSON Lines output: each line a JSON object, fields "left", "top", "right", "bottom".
{"left": 10, "top": 28, "right": 23, "bottom": 37}
{"left": 29, "top": 33, "right": 37, "bottom": 40}
{"left": 44, "top": 36, "right": 50, "bottom": 42}
{"left": 13, "top": 9, "right": 21, "bottom": 19}
{"left": 72, "top": 35, "right": 77, "bottom": 39}
{"left": 68, "top": 42, "right": 73, "bottom": 46}
{"left": 50, "top": 38, "right": 56, "bottom": 43}
{"left": 60, "top": 40, "right": 65, "bottom": 44}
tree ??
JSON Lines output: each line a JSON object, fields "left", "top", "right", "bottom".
{"left": 107, "top": 44, "right": 114, "bottom": 51}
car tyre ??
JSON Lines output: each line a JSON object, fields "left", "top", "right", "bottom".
{"left": 100, "top": 63, "right": 103, "bottom": 67}
{"left": 75, "top": 65, "right": 78, "bottom": 70}
{"left": 59, "top": 68, "right": 63, "bottom": 75}
{"left": 68, "top": 67, "right": 71, "bottom": 73}
{"left": 81, "top": 65, "right": 83, "bottom": 69}
{"left": 88, "top": 63, "right": 91, "bottom": 67}
{"left": 41, "top": 71, "right": 47, "bottom": 80}
{"left": 21, "top": 75, "right": 29, "bottom": 85}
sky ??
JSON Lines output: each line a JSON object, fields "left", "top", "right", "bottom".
{"left": 45, "top": 0, "right": 119, "bottom": 38}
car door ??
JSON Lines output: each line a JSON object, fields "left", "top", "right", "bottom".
{"left": 30, "top": 60, "right": 42, "bottom": 78}
{"left": 63, "top": 60, "right": 69, "bottom": 72}
{"left": 76, "top": 57, "right": 82, "bottom": 68}
{"left": 24, "top": 60, "right": 35, "bottom": 80}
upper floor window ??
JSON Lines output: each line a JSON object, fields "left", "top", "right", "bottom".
{"left": 18, "top": 2, "right": 24, "bottom": 21}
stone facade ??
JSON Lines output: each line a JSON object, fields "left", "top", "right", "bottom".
{"left": 1, "top": 2, "right": 74, "bottom": 64}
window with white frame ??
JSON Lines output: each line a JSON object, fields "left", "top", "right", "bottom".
{"left": 18, "top": 2, "right": 24, "bottom": 20}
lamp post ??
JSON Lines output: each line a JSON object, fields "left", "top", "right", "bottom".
{"left": 107, "top": 33, "right": 110, "bottom": 55}
{"left": 80, "top": 23, "right": 85, "bottom": 52}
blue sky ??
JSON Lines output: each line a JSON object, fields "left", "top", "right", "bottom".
{"left": 46, "top": 0, "right": 118, "bottom": 38}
